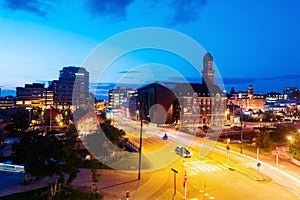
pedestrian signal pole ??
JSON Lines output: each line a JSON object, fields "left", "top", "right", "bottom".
{"left": 184, "top": 170, "right": 187, "bottom": 200}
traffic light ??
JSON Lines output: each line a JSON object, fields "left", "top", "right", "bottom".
{"left": 126, "top": 191, "right": 130, "bottom": 198}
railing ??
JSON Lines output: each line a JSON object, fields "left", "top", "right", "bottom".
{"left": 0, "top": 162, "right": 25, "bottom": 172}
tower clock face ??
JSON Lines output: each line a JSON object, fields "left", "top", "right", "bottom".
{"left": 216, "top": 93, "right": 221, "bottom": 101}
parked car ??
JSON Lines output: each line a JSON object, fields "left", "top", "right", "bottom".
{"left": 231, "top": 125, "right": 242, "bottom": 130}
{"left": 175, "top": 146, "right": 192, "bottom": 158}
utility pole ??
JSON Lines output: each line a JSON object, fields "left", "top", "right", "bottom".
{"left": 138, "top": 116, "right": 142, "bottom": 180}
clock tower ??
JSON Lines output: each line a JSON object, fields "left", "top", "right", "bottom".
{"left": 202, "top": 52, "right": 215, "bottom": 85}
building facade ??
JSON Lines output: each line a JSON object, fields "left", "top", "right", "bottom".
{"left": 130, "top": 52, "right": 227, "bottom": 132}
{"left": 0, "top": 96, "right": 15, "bottom": 109}
{"left": 108, "top": 87, "right": 136, "bottom": 110}
{"left": 228, "top": 85, "right": 266, "bottom": 111}
{"left": 16, "top": 83, "right": 45, "bottom": 108}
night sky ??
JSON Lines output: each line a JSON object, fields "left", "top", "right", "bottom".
{"left": 0, "top": 0, "right": 300, "bottom": 98}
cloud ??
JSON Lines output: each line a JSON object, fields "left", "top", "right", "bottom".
{"left": 85, "top": 0, "right": 206, "bottom": 24}
{"left": 1, "top": 0, "right": 54, "bottom": 16}
{"left": 86, "top": 0, "right": 134, "bottom": 21}
{"left": 118, "top": 70, "right": 141, "bottom": 74}
{"left": 259, "top": 74, "right": 300, "bottom": 81}
{"left": 223, "top": 74, "right": 300, "bottom": 85}
{"left": 169, "top": 0, "right": 207, "bottom": 25}
{"left": 223, "top": 77, "right": 256, "bottom": 85}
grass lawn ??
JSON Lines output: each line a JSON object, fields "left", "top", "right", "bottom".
{"left": 218, "top": 141, "right": 272, "bottom": 155}
{"left": 292, "top": 148, "right": 300, "bottom": 161}
{"left": 0, "top": 186, "right": 103, "bottom": 200}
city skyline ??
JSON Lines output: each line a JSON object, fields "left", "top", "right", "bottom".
{"left": 1, "top": 0, "right": 300, "bottom": 96}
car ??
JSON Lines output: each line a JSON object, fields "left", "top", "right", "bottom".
{"left": 175, "top": 146, "right": 192, "bottom": 158}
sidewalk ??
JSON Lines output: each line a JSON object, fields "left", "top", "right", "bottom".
{"left": 217, "top": 142, "right": 300, "bottom": 180}
{"left": 0, "top": 169, "right": 153, "bottom": 200}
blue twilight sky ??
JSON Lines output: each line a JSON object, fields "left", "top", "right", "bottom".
{"left": 0, "top": 0, "right": 300, "bottom": 98}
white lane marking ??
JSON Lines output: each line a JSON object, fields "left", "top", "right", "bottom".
{"left": 272, "top": 174, "right": 283, "bottom": 181}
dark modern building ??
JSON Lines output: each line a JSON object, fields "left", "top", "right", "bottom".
{"left": 136, "top": 82, "right": 177, "bottom": 125}
{"left": 52, "top": 66, "right": 89, "bottom": 109}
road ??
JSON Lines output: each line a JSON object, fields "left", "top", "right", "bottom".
{"left": 109, "top": 116, "right": 300, "bottom": 199}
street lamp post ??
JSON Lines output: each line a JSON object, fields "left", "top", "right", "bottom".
{"left": 26, "top": 107, "right": 32, "bottom": 128}
{"left": 240, "top": 109, "right": 243, "bottom": 154}
{"left": 171, "top": 168, "right": 178, "bottom": 195}
{"left": 287, "top": 136, "right": 292, "bottom": 160}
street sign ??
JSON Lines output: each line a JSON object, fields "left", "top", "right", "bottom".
{"left": 257, "top": 162, "right": 261, "bottom": 168}
{"left": 162, "top": 133, "right": 168, "bottom": 140}
{"left": 171, "top": 168, "right": 178, "bottom": 174}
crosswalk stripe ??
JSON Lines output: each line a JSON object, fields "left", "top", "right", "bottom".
{"left": 218, "top": 164, "right": 228, "bottom": 170}
{"left": 189, "top": 167, "right": 198, "bottom": 175}
{"left": 195, "top": 166, "right": 206, "bottom": 172}
{"left": 205, "top": 165, "right": 219, "bottom": 171}
{"left": 200, "top": 165, "right": 212, "bottom": 171}
{"left": 186, "top": 161, "right": 231, "bottom": 173}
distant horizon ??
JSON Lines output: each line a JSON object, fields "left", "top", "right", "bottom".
{"left": 1, "top": 1, "right": 300, "bottom": 99}
{"left": 1, "top": 78, "right": 297, "bottom": 101}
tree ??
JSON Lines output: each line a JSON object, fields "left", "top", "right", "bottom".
{"left": 61, "top": 124, "right": 81, "bottom": 185}
{"left": 85, "top": 121, "right": 126, "bottom": 162}
{"left": 11, "top": 109, "right": 30, "bottom": 132}
{"left": 0, "top": 126, "right": 6, "bottom": 156}
{"left": 261, "top": 110, "right": 276, "bottom": 122}
{"left": 256, "top": 131, "right": 273, "bottom": 150}
{"left": 293, "top": 133, "right": 300, "bottom": 150}
{"left": 100, "top": 121, "right": 126, "bottom": 147}
{"left": 0, "top": 126, "right": 5, "bottom": 143}
{"left": 13, "top": 124, "right": 81, "bottom": 198}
